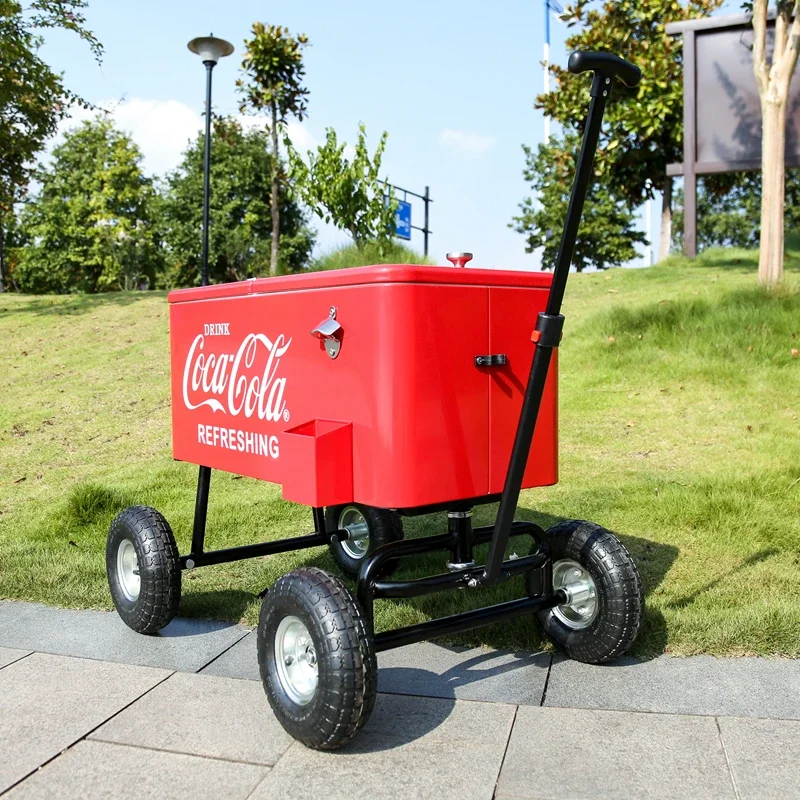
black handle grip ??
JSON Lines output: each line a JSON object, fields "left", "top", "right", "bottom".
{"left": 568, "top": 51, "right": 641, "bottom": 88}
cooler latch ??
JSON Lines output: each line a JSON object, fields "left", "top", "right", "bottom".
{"left": 475, "top": 354, "right": 507, "bottom": 367}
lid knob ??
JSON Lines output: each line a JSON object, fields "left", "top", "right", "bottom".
{"left": 446, "top": 251, "right": 474, "bottom": 268}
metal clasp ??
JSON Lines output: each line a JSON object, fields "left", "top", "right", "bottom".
{"left": 311, "top": 306, "right": 343, "bottom": 359}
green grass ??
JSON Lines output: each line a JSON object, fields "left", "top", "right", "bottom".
{"left": 1, "top": 246, "right": 799, "bottom": 658}
{"left": 311, "top": 241, "right": 431, "bottom": 270}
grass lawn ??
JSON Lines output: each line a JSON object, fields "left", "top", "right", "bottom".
{"left": 1, "top": 247, "right": 799, "bottom": 659}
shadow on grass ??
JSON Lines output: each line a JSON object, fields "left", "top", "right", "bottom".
{"left": 2, "top": 290, "right": 164, "bottom": 317}
{"left": 664, "top": 547, "right": 779, "bottom": 611}
{"left": 178, "top": 589, "right": 257, "bottom": 622}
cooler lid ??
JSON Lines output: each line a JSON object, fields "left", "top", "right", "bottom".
{"left": 168, "top": 263, "right": 553, "bottom": 304}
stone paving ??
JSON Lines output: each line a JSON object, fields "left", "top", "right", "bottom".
{"left": 1, "top": 600, "right": 799, "bottom": 799}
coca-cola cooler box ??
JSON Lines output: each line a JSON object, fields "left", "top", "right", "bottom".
{"left": 168, "top": 264, "right": 558, "bottom": 511}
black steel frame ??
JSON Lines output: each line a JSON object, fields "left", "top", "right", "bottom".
{"left": 179, "top": 56, "right": 636, "bottom": 652}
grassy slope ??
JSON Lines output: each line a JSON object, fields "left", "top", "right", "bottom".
{"left": 1, "top": 248, "right": 798, "bottom": 658}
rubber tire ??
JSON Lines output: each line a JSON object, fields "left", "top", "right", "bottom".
{"left": 325, "top": 504, "right": 404, "bottom": 579}
{"left": 257, "top": 567, "right": 377, "bottom": 750}
{"left": 106, "top": 505, "right": 181, "bottom": 634}
{"left": 529, "top": 520, "right": 643, "bottom": 664}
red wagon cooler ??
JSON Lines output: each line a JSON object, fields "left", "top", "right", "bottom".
{"left": 168, "top": 263, "right": 558, "bottom": 511}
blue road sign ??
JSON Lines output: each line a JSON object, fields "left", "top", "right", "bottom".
{"left": 394, "top": 200, "right": 412, "bottom": 240}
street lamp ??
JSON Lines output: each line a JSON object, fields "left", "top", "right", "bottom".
{"left": 188, "top": 35, "right": 234, "bottom": 287}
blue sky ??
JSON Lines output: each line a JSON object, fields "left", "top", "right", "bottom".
{"left": 39, "top": 0, "right": 741, "bottom": 270}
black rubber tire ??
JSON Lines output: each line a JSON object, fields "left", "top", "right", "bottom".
{"left": 325, "top": 504, "right": 404, "bottom": 579}
{"left": 106, "top": 505, "right": 181, "bottom": 634}
{"left": 528, "top": 519, "right": 643, "bottom": 664}
{"left": 257, "top": 567, "right": 377, "bottom": 750}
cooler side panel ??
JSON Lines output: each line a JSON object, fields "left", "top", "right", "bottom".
{"left": 377, "top": 284, "right": 490, "bottom": 508}
{"left": 169, "top": 285, "right": 386, "bottom": 490}
{"left": 488, "top": 286, "right": 558, "bottom": 493}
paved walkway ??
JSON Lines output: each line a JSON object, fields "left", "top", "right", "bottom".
{"left": 1, "top": 600, "right": 799, "bottom": 799}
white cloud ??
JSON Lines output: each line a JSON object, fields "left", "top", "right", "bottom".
{"left": 57, "top": 98, "right": 202, "bottom": 176}
{"left": 56, "top": 102, "right": 327, "bottom": 176}
{"left": 439, "top": 128, "right": 495, "bottom": 158}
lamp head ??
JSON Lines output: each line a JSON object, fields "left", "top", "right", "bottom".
{"left": 188, "top": 35, "right": 234, "bottom": 65}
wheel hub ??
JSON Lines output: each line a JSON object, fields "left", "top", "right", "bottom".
{"left": 338, "top": 506, "right": 370, "bottom": 560}
{"left": 275, "top": 616, "right": 318, "bottom": 705}
{"left": 116, "top": 539, "right": 141, "bottom": 602}
{"left": 552, "top": 559, "right": 598, "bottom": 630}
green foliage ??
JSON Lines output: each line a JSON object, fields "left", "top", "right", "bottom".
{"left": 511, "top": 134, "right": 647, "bottom": 270}
{"left": 539, "top": 0, "right": 722, "bottom": 202}
{"left": 312, "top": 241, "right": 431, "bottom": 271}
{"left": 672, "top": 171, "right": 800, "bottom": 252}
{"left": 160, "top": 116, "right": 315, "bottom": 286}
{"left": 237, "top": 23, "right": 309, "bottom": 125}
{"left": 15, "top": 117, "right": 159, "bottom": 293}
{"left": 238, "top": 23, "right": 310, "bottom": 276}
{"left": 0, "top": 1, "right": 101, "bottom": 215}
{"left": 288, "top": 124, "right": 397, "bottom": 250}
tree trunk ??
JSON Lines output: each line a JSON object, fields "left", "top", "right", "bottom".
{"left": 270, "top": 101, "right": 280, "bottom": 277}
{"left": 658, "top": 179, "right": 672, "bottom": 262}
{"left": 758, "top": 96, "right": 787, "bottom": 287}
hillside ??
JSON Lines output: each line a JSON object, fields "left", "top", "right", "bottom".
{"left": 1, "top": 248, "right": 799, "bottom": 658}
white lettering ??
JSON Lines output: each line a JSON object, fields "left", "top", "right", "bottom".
{"left": 182, "top": 331, "right": 291, "bottom": 420}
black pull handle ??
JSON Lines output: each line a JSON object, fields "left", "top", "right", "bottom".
{"left": 568, "top": 51, "right": 641, "bottom": 88}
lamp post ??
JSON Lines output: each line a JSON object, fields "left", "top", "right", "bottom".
{"left": 188, "top": 35, "right": 234, "bottom": 287}
{"left": 543, "top": 0, "right": 563, "bottom": 145}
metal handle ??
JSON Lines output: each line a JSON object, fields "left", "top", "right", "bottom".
{"left": 311, "top": 308, "right": 342, "bottom": 359}
{"left": 568, "top": 51, "right": 641, "bottom": 88}
{"left": 446, "top": 252, "right": 473, "bottom": 268}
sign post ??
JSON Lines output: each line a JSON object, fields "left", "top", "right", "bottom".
{"left": 383, "top": 182, "right": 433, "bottom": 256}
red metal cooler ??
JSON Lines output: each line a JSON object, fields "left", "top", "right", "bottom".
{"left": 168, "top": 263, "right": 558, "bottom": 510}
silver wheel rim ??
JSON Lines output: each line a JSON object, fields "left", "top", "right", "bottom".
{"left": 116, "top": 539, "right": 141, "bottom": 602}
{"left": 275, "top": 616, "right": 318, "bottom": 706}
{"left": 552, "top": 559, "right": 598, "bottom": 630}
{"left": 338, "top": 506, "right": 370, "bottom": 560}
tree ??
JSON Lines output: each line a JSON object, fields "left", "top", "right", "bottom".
{"left": 0, "top": 0, "right": 101, "bottom": 291}
{"left": 288, "top": 124, "right": 397, "bottom": 250}
{"left": 160, "top": 116, "right": 315, "bottom": 286}
{"left": 15, "top": 117, "right": 158, "bottom": 293}
{"left": 538, "top": 0, "right": 722, "bottom": 261}
{"left": 511, "top": 134, "right": 647, "bottom": 271}
{"left": 748, "top": 0, "right": 800, "bottom": 286}
{"left": 672, "top": 169, "right": 800, "bottom": 252}
{"left": 238, "top": 23, "right": 309, "bottom": 277}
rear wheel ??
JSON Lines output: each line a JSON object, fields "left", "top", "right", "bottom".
{"left": 257, "top": 567, "right": 376, "bottom": 750}
{"left": 528, "top": 520, "right": 643, "bottom": 664}
{"left": 106, "top": 505, "right": 181, "bottom": 634}
{"left": 325, "top": 504, "right": 403, "bottom": 578}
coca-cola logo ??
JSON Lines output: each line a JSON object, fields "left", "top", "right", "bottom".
{"left": 182, "top": 331, "right": 292, "bottom": 423}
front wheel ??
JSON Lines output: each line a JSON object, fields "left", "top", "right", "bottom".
{"left": 106, "top": 505, "right": 181, "bottom": 634}
{"left": 257, "top": 567, "right": 377, "bottom": 750}
{"left": 528, "top": 520, "right": 643, "bottom": 664}
{"left": 325, "top": 504, "right": 403, "bottom": 578}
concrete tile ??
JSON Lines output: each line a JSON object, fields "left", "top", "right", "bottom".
{"left": 718, "top": 716, "right": 800, "bottom": 800}
{"left": 0, "top": 653, "right": 169, "bottom": 793}
{"left": 496, "top": 706, "right": 735, "bottom": 800}
{"left": 91, "top": 671, "right": 292, "bottom": 766}
{"left": 546, "top": 654, "right": 800, "bottom": 719}
{"left": 0, "top": 646, "right": 31, "bottom": 669}
{"left": 200, "top": 630, "right": 259, "bottom": 681}
{"left": 203, "top": 634, "right": 551, "bottom": 706}
{"left": 378, "top": 641, "right": 551, "bottom": 705}
{"left": 0, "top": 600, "right": 248, "bottom": 672}
{"left": 250, "top": 693, "right": 516, "bottom": 800}
{"left": 4, "top": 739, "right": 267, "bottom": 800}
